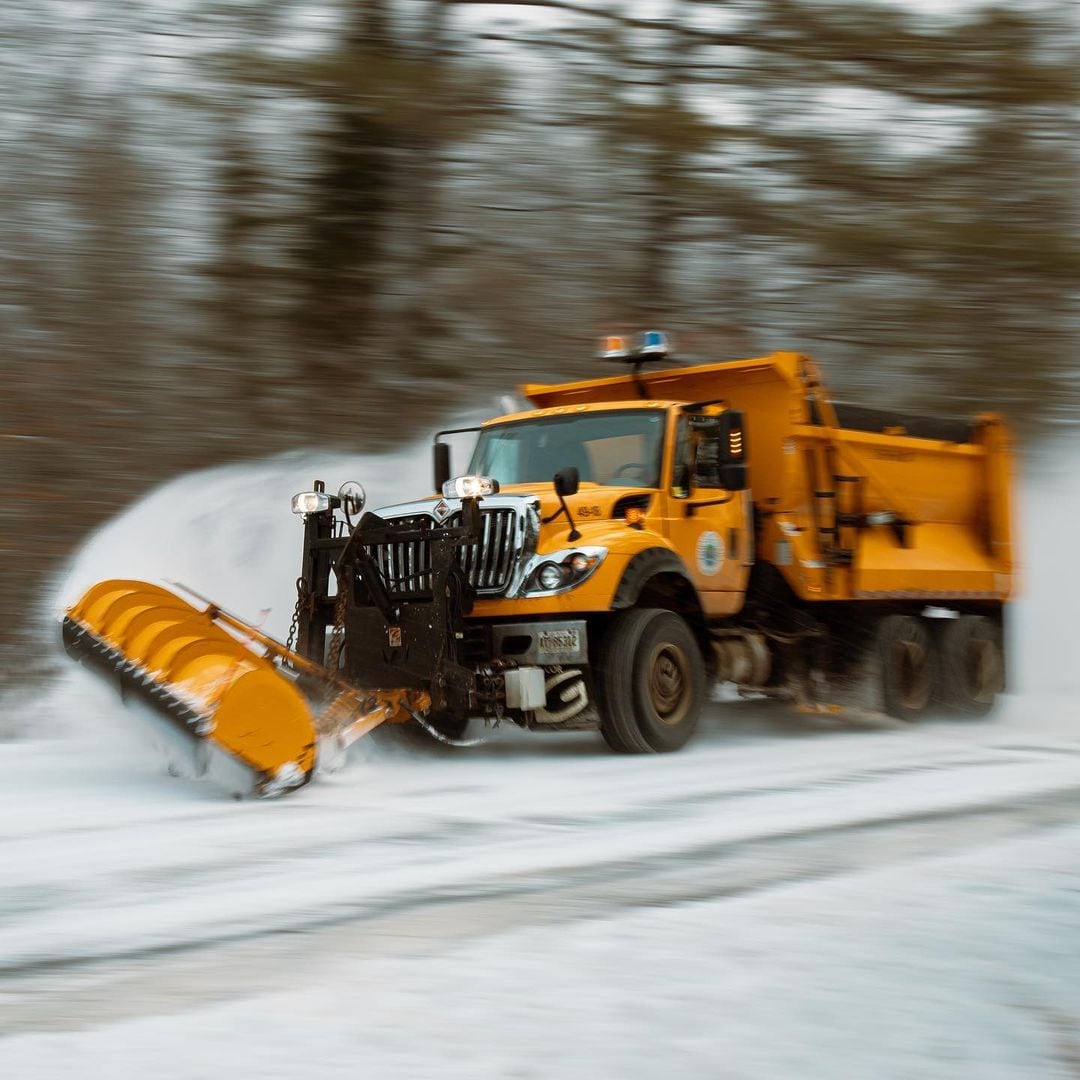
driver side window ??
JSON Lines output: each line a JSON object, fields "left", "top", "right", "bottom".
{"left": 672, "top": 415, "right": 724, "bottom": 494}
{"left": 691, "top": 417, "right": 723, "bottom": 489}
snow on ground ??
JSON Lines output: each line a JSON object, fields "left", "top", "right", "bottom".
{"left": 1, "top": 434, "right": 1079, "bottom": 1076}
{"left": 4, "top": 822, "right": 1080, "bottom": 1080}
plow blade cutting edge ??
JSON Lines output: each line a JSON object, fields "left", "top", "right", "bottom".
{"left": 62, "top": 580, "right": 321, "bottom": 798}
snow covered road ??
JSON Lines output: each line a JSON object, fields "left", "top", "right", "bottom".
{"left": 4, "top": 700, "right": 1080, "bottom": 978}
{"left": 3, "top": 690, "right": 1080, "bottom": 1077}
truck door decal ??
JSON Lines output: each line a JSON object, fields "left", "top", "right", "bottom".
{"left": 696, "top": 531, "right": 724, "bottom": 576}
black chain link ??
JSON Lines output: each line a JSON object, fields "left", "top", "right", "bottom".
{"left": 284, "top": 577, "right": 312, "bottom": 663}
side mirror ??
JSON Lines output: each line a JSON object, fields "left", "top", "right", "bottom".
{"left": 433, "top": 442, "right": 451, "bottom": 493}
{"left": 718, "top": 410, "right": 748, "bottom": 491}
{"left": 554, "top": 466, "right": 580, "bottom": 497}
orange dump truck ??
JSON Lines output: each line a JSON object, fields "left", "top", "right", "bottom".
{"left": 63, "top": 339, "right": 1014, "bottom": 794}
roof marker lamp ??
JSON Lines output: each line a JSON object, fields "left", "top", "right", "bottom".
{"left": 599, "top": 335, "right": 631, "bottom": 361}
{"left": 638, "top": 330, "right": 671, "bottom": 359}
{"left": 442, "top": 475, "right": 500, "bottom": 500}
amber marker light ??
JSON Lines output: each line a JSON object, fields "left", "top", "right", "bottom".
{"left": 599, "top": 335, "right": 631, "bottom": 361}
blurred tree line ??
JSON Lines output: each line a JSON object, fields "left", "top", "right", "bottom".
{"left": 1, "top": 0, "right": 1077, "bottom": 687}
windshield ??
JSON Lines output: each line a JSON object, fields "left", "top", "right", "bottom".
{"left": 469, "top": 409, "right": 666, "bottom": 487}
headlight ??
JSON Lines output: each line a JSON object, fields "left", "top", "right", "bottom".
{"left": 291, "top": 491, "right": 331, "bottom": 515}
{"left": 442, "top": 475, "right": 500, "bottom": 499}
{"left": 537, "top": 562, "right": 566, "bottom": 590}
{"left": 521, "top": 547, "right": 606, "bottom": 596}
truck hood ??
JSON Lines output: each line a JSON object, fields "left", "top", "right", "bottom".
{"left": 500, "top": 482, "right": 653, "bottom": 522}
{"left": 374, "top": 484, "right": 654, "bottom": 527}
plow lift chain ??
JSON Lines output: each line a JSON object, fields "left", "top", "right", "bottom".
{"left": 284, "top": 576, "right": 313, "bottom": 659}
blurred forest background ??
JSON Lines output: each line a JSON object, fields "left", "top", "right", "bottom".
{"left": 2, "top": 0, "right": 1078, "bottom": 689}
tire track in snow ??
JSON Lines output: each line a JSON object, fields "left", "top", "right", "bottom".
{"left": 2, "top": 779, "right": 1080, "bottom": 1035}
{"left": 2, "top": 752, "right": 1080, "bottom": 981}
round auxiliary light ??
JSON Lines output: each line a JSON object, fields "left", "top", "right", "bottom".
{"left": 537, "top": 563, "right": 566, "bottom": 591}
{"left": 568, "top": 553, "right": 592, "bottom": 573}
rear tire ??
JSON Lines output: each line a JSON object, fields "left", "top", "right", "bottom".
{"left": 877, "top": 614, "right": 937, "bottom": 722}
{"left": 939, "top": 615, "right": 1004, "bottom": 716}
{"left": 596, "top": 608, "right": 705, "bottom": 754}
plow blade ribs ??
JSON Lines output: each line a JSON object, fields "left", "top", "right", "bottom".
{"left": 62, "top": 580, "right": 317, "bottom": 797}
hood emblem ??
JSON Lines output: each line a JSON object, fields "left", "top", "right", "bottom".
{"left": 432, "top": 498, "right": 452, "bottom": 523}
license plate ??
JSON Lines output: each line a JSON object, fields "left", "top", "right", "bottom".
{"left": 537, "top": 628, "right": 580, "bottom": 654}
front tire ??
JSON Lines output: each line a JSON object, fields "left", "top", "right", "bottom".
{"left": 597, "top": 609, "right": 705, "bottom": 753}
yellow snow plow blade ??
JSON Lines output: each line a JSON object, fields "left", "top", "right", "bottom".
{"left": 62, "top": 580, "right": 318, "bottom": 797}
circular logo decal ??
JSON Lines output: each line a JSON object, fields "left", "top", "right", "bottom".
{"left": 697, "top": 530, "right": 725, "bottom": 576}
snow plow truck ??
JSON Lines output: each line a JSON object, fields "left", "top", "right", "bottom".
{"left": 62, "top": 337, "right": 1014, "bottom": 797}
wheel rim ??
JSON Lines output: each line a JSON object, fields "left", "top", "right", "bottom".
{"left": 895, "top": 639, "right": 931, "bottom": 711}
{"left": 646, "top": 642, "right": 692, "bottom": 726}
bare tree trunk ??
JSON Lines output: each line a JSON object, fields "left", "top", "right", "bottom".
{"left": 640, "top": 0, "right": 689, "bottom": 324}
{"left": 399, "top": 0, "right": 451, "bottom": 368}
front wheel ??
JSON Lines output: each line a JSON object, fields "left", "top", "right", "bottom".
{"left": 596, "top": 608, "right": 705, "bottom": 753}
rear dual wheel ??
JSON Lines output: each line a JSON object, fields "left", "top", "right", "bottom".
{"left": 876, "top": 612, "right": 1004, "bottom": 721}
{"left": 877, "top": 614, "right": 936, "bottom": 722}
{"left": 597, "top": 608, "right": 705, "bottom": 754}
{"left": 938, "top": 614, "right": 1004, "bottom": 717}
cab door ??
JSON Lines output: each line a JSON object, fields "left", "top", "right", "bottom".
{"left": 662, "top": 410, "right": 752, "bottom": 617}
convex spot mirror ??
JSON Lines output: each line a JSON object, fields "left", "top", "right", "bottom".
{"left": 338, "top": 481, "right": 367, "bottom": 517}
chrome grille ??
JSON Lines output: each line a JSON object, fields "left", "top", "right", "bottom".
{"left": 366, "top": 508, "right": 519, "bottom": 598}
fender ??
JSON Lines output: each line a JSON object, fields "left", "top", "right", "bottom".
{"left": 611, "top": 547, "right": 699, "bottom": 611}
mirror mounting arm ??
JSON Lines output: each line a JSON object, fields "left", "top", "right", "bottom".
{"left": 543, "top": 467, "right": 582, "bottom": 540}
